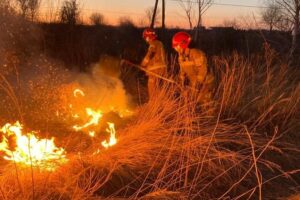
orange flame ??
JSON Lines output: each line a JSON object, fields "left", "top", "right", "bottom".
{"left": 71, "top": 89, "right": 119, "bottom": 149}
{"left": 73, "top": 89, "right": 85, "bottom": 97}
{"left": 89, "top": 131, "right": 95, "bottom": 137}
{"left": 101, "top": 122, "right": 117, "bottom": 148}
{"left": 0, "top": 122, "right": 67, "bottom": 170}
{"left": 73, "top": 108, "right": 103, "bottom": 132}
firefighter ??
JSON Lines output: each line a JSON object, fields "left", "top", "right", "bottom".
{"left": 172, "top": 31, "right": 214, "bottom": 104}
{"left": 141, "top": 28, "right": 167, "bottom": 98}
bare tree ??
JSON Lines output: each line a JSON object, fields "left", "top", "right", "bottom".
{"left": 162, "top": 0, "right": 165, "bottom": 29}
{"left": 15, "top": 0, "right": 40, "bottom": 20}
{"left": 223, "top": 18, "right": 240, "bottom": 29}
{"left": 15, "top": 0, "right": 30, "bottom": 17}
{"left": 179, "top": 0, "right": 194, "bottom": 29}
{"left": 90, "top": 12, "right": 104, "bottom": 26}
{"left": 60, "top": 0, "right": 80, "bottom": 25}
{"left": 146, "top": 6, "right": 160, "bottom": 27}
{"left": 261, "top": 2, "right": 283, "bottom": 31}
{"left": 119, "top": 16, "right": 136, "bottom": 28}
{"left": 277, "top": 16, "right": 293, "bottom": 31}
{"left": 28, "top": 0, "right": 40, "bottom": 21}
{"left": 45, "top": 0, "right": 62, "bottom": 23}
{"left": 150, "top": 0, "right": 159, "bottom": 28}
{"left": 179, "top": 0, "right": 213, "bottom": 30}
{"left": 193, "top": 0, "right": 213, "bottom": 41}
{"left": 273, "top": 0, "right": 300, "bottom": 56}
{"left": 0, "top": 0, "right": 15, "bottom": 15}
{"left": 196, "top": 0, "right": 213, "bottom": 29}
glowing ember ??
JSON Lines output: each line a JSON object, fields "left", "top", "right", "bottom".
{"left": 0, "top": 121, "right": 67, "bottom": 170}
{"left": 89, "top": 131, "right": 95, "bottom": 137}
{"left": 73, "top": 88, "right": 85, "bottom": 97}
{"left": 73, "top": 108, "right": 103, "bottom": 132}
{"left": 101, "top": 122, "right": 117, "bottom": 148}
{"left": 119, "top": 109, "right": 134, "bottom": 118}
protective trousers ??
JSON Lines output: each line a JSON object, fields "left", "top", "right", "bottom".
{"left": 147, "top": 68, "right": 165, "bottom": 98}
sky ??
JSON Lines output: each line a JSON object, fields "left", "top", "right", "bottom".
{"left": 41, "top": 0, "right": 265, "bottom": 28}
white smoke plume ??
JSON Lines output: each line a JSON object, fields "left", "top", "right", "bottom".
{"left": 69, "top": 55, "right": 133, "bottom": 117}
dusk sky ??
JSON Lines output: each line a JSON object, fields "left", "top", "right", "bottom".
{"left": 42, "top": 0, "right": 264, "bottom": 28}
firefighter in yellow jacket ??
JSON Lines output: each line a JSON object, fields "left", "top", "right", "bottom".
{"left": 172, "top": 31, "right": 214, "bottom": 103}
{"left": 141, "top": 28, "right": 167, "bottom": 98}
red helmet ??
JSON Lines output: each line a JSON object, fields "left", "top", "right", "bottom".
{"left": 172, "top": 32, "right": 191, "bottom": 49}
{"left": 143, "top": 28, "right": 157, "bottom": 41}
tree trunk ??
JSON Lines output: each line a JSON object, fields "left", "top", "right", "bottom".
{"left": 197, "top": 0, "right": 202, "bottom": 29}
{"left": 151, "top": 0, "right": 159, "bottom": 28}
{"left": 270, "top": 19, "right": 273, "bottom": 32}
{"left": 291, "top": 6, "right": 299, "bottom": 56}
{"left": 162, "top": 0, "right": 165, "bottom": 29}
{"left": 194, "top": 0, "right": 202, "bottom": 43}
{"left": 188, "top": 18, "right": 193, "bottom": 30}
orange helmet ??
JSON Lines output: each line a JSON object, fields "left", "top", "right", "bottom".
{"left": 143, "top": 28, "right": 157, "bottom": 41}
{"left": 172, "top": 32, "right": 191, "bottom": 49}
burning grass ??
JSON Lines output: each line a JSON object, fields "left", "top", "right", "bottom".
{"left": 0, "top": 121, "right": 67, "bottom": 171}
{"left": 0, "top": 47, "right": 299, "bottom": 199}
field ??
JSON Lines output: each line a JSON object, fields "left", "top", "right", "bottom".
{"left": 0, "top": 11, "right": 299, "bottom": 200}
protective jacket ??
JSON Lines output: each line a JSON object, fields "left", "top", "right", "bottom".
{"left": 141, "top": 40, "right": 166, "bottom": 73}
{"left": 178, "top": 48, "right": 213, "bottom": 87}
{"left": 141, "top": 39, "right": 167, "bottom": 98}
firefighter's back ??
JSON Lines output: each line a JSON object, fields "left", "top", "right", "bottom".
{"left": 147, "top": 40, "right": 166, "bottom": 70}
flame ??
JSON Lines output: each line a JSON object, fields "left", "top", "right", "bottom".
{"left": 0, "top": 122, "right": 67, "bottom": 170}
{"left": 73, "top": 89, "right": 85, "bottom": 97}
{"left": 89, "top": 131, "right": 95, "bottom": 137}
{"left": 101, "top": 122, "right": 117, "bottom": 148}
{"left": 119, "top": 109, "right": 134, "bottom": 118}
{"left": 73, "top": 108, "right": 103, "bottom": 132}
{"left": 71, "top": 88, "right": 120, "bottom": 149}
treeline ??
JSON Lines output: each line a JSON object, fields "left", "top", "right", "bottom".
{"left": 40, "top": 23, "right": 292, "bottom": 70}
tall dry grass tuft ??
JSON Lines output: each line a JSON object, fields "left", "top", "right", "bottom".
{"left": 213, "top": 46, "right": 299, "bottom": 133}
{"left": 0, "top": 46, "right": 299, "bottom": 199}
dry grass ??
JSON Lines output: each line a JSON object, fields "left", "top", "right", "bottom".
{"left": 0, "top": 46, "right": 299, "bottom": 200}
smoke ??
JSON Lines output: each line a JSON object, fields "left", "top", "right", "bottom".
{"left": 69, "top": 55, "right": 133, "bottom": 116}
{"left": 0, "top": 9, "right": 133, "bottom": 130}
{"left": 0, "top": 54, "right": 133, "bottom": 131}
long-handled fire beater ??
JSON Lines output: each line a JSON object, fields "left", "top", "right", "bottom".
{"left": 121, "top": 59, "right": 200, "bottom": 92}
{"left": 121, "top": 59, "right": 178, "bottom": 85}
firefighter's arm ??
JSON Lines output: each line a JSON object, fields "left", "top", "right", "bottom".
{"left": 181, "top": 60, "right": 194, "bottom": 67}
{"left": 179, "top": 55, "right": 195, "bottom": 68}
{"left": 179, "top": 65, "right": 189, "bottom": 86}
{"left": 141, "top": 45, "right": 155, "bottom": 67}
{"left": 160, "top": 46, "right": 167, "bottom": 67}
{"left": 179, "top": 53, "right": 194, "bottom": 66}
{"left": 194, "top": 56, "right": 208, "bottom": 82}
{"left": 179, "top": 71, "right": 186, "bottom": 86}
